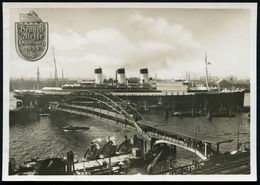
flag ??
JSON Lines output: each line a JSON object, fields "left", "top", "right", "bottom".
{"left": 207, "top": 61, "right": 212, "bottom": 65}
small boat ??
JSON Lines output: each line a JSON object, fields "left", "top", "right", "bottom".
{"left": 63, "top": 125, "right": 90, "bottom": 132}
{"left": 173, "top": 111, "right": 203, "bottom": 117}
{"left": 100, "top": 138, "right": 117, "bottom": 157}
{"left": 84, "top": 141, "right": 101, "bottom": 160}
{"left": 39, "top": 113, "right": 50, "bottom": 117}
{"left": 117, "top": 137, "right": 134, "bottom": 154}
{"left": 173, "top": 112, "right": 182, "bottom": 116}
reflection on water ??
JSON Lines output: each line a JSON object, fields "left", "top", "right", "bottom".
{"left": 10, "top": 115, "right": 137, "bottom": 166}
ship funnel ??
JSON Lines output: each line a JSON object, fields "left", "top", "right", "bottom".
{"left": 94, "top": 68, "right": 103, "bottom": 84}
{"left": 117, "top": 68, "right": 126, "bottom": 84}
{"left": 140, "top": 68, "right": 149, "bottom": 84}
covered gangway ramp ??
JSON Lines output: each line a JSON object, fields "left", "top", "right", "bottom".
{"left": 138, "top": 120, "right": 233, "bottom": 159}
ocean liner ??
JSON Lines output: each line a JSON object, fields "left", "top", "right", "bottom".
{"left": 13, "top": 67, "right": 245, "bottom": 116}
{"left": 12, "top": 52, "right": 245, "bottom": 116}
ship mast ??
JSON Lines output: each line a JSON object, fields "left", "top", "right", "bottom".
{"left": 155, "top": 72, "right": 157, "bottom": 89}
{"left": 52, "top": 47, "right": 59, "bottom": 87}
{"left": 205, "top": 52, "right": 209, "bottom": 91}
{"left": 37, "top": 66, "right": 40, "bottom": 90}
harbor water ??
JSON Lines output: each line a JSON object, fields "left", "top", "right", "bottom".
{"left": 9, "top": 93, "right": 250, "bottom": 173}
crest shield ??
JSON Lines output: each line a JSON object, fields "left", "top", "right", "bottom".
{"left": 15, "top": 16, "right": 48, "bottom": 61}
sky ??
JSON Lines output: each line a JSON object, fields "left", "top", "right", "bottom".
{"left": 7, "top": 6, "right": 253, "bottom": 80}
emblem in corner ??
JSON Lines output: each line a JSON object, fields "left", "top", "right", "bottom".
{"left": 15, "top": 10, "right": 48, "bottom": 61}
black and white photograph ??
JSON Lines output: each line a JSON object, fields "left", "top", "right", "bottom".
{"left": 2, "top": 3, "right": 257, "bottom": 181}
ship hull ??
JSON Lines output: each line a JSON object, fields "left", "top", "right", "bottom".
{"left": 13, "top": 90, "right": 245, "bottom": 115}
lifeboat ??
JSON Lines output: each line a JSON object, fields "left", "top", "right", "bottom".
{"left": 84, "top": 141, "right": 100, "bottom": 160}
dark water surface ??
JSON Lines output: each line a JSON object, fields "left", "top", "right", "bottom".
{"left": 9, "top": 93, "right": 250, "bottom": 170}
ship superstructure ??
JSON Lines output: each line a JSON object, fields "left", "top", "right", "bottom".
{"left": 58, "top": 67, "right": 158, "bottom": 92}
